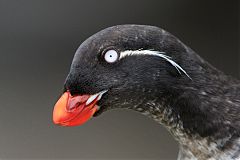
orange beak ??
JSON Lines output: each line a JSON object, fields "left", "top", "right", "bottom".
{"left": 53, "top": 91, "right": 98, "bottom": 126}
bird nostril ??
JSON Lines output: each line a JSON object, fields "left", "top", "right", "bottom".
{"left": 67, "top": 96, "right": 82, "bottom": 111}
{"left": 66, "top": 93, "right": 90, "bottom": 111}
{"left": 68, "top": 101, "right": 81, "bottom": 111}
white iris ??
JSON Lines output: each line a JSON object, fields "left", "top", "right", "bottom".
{"left": 104, "top": 50, "right": 118, "bottom": 63}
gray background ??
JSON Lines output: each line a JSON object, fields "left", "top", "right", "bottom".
{"left": 0, "top": 0, "right": 239, "bottom": 159}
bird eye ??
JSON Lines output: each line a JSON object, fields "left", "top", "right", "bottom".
{"left": 104, "top": 50, "right": 119, "bottom": 63}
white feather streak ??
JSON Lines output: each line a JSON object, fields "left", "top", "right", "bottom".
{"left": 120, "top": 50, "right": 191, "bottom": 79}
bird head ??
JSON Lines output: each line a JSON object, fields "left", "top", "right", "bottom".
{"left": 53, "top": 25, "right": 193, "bottom": 127}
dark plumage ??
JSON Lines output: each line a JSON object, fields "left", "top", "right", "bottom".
{"left": 53, "top": 25, "right": 240, "bottom": 160}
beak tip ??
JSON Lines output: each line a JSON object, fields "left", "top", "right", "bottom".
{"left": 52, "top": 116, "right": 59, "bottom": 125}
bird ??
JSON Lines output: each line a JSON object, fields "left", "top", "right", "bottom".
{"left": 52, "top": 25, "right": 240, "bottom": 160}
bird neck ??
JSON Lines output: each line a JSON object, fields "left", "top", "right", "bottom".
{"left": 132, "top": 82, "right": 240, "bottom": 159}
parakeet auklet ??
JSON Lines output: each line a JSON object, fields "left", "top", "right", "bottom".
{"left": 52, "top": 25, "right": 240, "bottom": 160}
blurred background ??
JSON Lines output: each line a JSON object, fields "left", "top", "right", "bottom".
{"left": 0, "top": 0, "right": 238, "bottom": 159}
